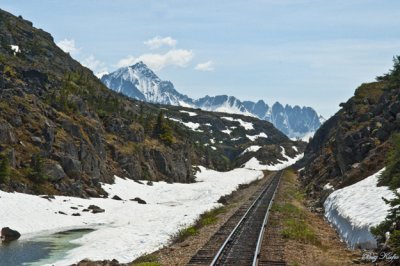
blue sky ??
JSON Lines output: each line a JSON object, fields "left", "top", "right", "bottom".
{"left": 2, "top": 0, "right": 400, "bottom": 117}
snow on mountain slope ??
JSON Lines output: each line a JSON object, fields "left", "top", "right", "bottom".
{"left": 101, "top": 62, "right": 193, "bottom": 106}
{"left": 242, "top": 146, "right": 304, "bottom": 171}
{"left": 101, "top": 62, "right": 323, "bottom": 138}
{"left": 324, "top": 168, "right": 396, "bottom": 249}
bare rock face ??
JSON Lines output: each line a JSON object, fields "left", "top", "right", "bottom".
{"left": 299, "top": 81, "right": 400, "bottom": 202}
{"left": 1, "top": 227, "right": 21, "bottom": 242}
{"left": 0, "top": 121, "right": 17, "bottom": 144}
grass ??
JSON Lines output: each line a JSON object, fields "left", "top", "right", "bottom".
{"left": 132, "top": 254, "right": 160, "bottom": 266}
{"left": 281, "top": 218, "right": 318, "bottom": 244}
{"left": 272, "top": 170, "right": 320, "bottom": 246}
{"left": 172, "top": 206, "right": 226, "bottom": 243}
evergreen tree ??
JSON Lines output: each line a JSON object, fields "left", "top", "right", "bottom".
{"left": 154, "top": 111, "right": 174, "bottom": 144}
{"left": 0, "top": 154, "right": 10, "bottom": 184}
{"left": 30, "top": 153, "right": 46, "bottom": 182}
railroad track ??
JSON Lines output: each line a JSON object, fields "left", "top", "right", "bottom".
{"left": 188, "top": 171, "right": 285, "bottom": 266}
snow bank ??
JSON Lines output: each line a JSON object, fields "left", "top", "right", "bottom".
{"left": 242, "top": 146, "right": 303, "bottom": 171}
{"left": 324, "top": 168, "right": 396, "bottom": 249}
{"left": 0, "top": 167, "right": 263, "bottom": 265}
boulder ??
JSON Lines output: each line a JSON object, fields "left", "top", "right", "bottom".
{"left": 31, "top": 136, "right": 42, "bottom": 144}
{"left": 112, "top": 195, "right": 122, "bottom": 201}
{"left": 61, "top": 156, "right": 81, "bottom": 178}
{"left": 1, "top": 227, "right": 21, "bottom": 241}
{"left": 130, "top": 197, "right": 146, "bottom": 204}
{"left": 88, "top": 204, "right": 105, "bottom": 214}
{"left": 84, "top": 188, "right": 99, "bottom": 197}
{"left": 44, "top": 161, "right": 66, "bottom": 182}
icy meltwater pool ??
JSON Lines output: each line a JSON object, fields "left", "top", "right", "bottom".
{"left": 0, "top": 229, "right": 93, "bottom": 266}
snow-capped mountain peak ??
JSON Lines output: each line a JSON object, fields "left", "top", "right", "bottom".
{"left": 101, "top": 63, "right": 323, "bottom": 138}
{"left": 101, "top": 62, "right": 193, "bottom": 105}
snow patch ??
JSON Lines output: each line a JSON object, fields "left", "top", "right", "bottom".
{"left": 324, "top": 168, "right": 396, "bottom": 249}
{"left": 246, "top": 132, "right": 268, "bottom": 141}
{"left": 221, "top": 128, "right": 232, "bottom": 135}
{"left": 179, "top": 110, "right": 197, "bottom": 116}
{"left": 168, "top": 117, "right": 203, "bottom": 132}
{"left": 221, "top": 117, "right": 254, "bottom": 130}
{"left": 242, "top": 147, "right": 303, "bottom": 171}
{"left": 10, "top": 45, "right": 20, "bottom": 55}
{"left": 240, "top": 145, "right": 261, "bottom": 156}
{"left": 323, "top": 183, "right": 334, "bottom": 190}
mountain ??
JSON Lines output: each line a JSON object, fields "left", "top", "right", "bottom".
{"left": 101, "top": 62, "right": 193, "bottom": 106}
{"left": 0, "top": 9, "right": 302, "bottom": 197}
{"left": 101, "top": 63, "right": 323, "bottom": 138}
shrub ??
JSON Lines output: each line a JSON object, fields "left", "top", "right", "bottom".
{"left": 371, "top": 191, "right": 400, "bottom": 254}
{"left": 379, "top": 134, "right": 400, "bottom": 189}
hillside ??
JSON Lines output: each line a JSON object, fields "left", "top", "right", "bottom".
{"left": 299, "top": 74, "right": 399, "bottom": 202}
{"left": 0, "top": 9, "right": 302, "bottom": 197}
{"left": 101, "top": 63, "right": 323, "bottom": 138}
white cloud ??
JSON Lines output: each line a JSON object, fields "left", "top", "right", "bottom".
{"left": 195, "top": 61, "right": 214, "bottom": 71}
{"left": 56, "top": 39, "right": 79, "bottom": 55}
{"left": 81, "top": 55, "right": 108, "bottom": 78}
{"left": 144, "top": 36, "right": 177, "bottom": 49}
{"left": 116, "top": 49, "right": 194, "bottom": 70}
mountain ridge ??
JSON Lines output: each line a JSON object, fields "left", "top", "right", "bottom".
{"left": 101, "top": 62, "right": 323, "bottom": 138}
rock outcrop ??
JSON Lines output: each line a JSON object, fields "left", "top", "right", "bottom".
{"left": 1, "top": 227, "right": 21, "bottom": 241}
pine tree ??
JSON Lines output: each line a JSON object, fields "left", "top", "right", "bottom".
{"left": 0, "top": 155, "right": 10, "bottom": 184}
{"left": 30, "top": 153, "right": 46, "bottom": 182}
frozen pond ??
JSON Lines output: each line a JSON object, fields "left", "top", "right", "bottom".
{"left": 0, "top": 229, "right": 93, "bottom": 266}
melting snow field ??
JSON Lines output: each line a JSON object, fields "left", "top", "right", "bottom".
{"left": 0, "top": 166, "right": 264, "bottom": 265}
{"left": 324, "top": 168, "right": 396, "bottom": 249}
{"left": 243, "top": 146, "right": 303, "bottom": 171}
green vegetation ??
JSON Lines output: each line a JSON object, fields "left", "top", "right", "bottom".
{"left": 371, "top": 192, "right": 400, "bottom": 255}
{"left": 0, "top": 154, "right": 10, "bottom": 184}
{"left": 281, "top": 217, "right": 318, "bottom": 244}
{"left": 172, "top": 206, "right": 226, "bottom": 243}
{"left": 174, "top": 226, "right": 198, "bottom": 243}
{"left": 379, "top": 134, "right": 400, "bottom": 189}
{"left": 372, "top": 133, "right": 400, "bottom": 256}
{"left": 272, "top": 170, "right": 319, "bottom": 245}
{"left": 377, "top": 55, "right": 400, "bottom": 89}
{"left": 154, "top": 111, "right": 174, "bottom": 144}
{"left": 132, "top": 253, "right": 160, "bottom": 266}
{"left": 29, "top": 153, "right": 47, "bottom": 182}
{"left": 273, "top": 202, "right": 318, "bottom": 244}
